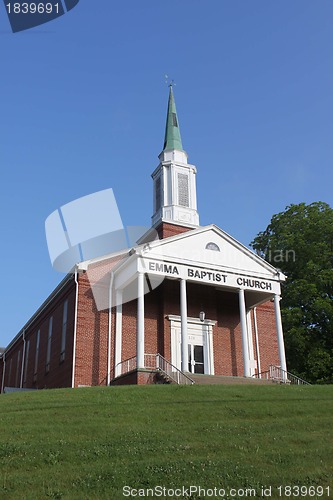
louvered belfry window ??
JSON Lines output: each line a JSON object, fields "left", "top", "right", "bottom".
{"left": 178, "top": 173, "right": 189, "bottom": 207}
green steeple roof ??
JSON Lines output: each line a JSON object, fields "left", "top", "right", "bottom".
{"left": 163, "top": 85, "right": 184, "bottom": 152}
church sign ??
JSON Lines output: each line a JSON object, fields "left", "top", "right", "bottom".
{"left": 140, "top": 259, "right": 280, "bottom": 294}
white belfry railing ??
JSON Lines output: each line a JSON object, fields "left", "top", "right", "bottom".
{"left": 112, "top": 353, "right": 194, "bottom": 385}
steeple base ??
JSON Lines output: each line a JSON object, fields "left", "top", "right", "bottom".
{"left": 154, "top": 221, "right": 195, "bottom": 240}
{"left": 152, "top": 205, "right": 199, "bottom": 228}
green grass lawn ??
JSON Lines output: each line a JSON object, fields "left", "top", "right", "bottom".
{"left": 0, "top": 384, "right": 332, "bottom": 499}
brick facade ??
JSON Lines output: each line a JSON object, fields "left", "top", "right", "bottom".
{"left": 0, "top": 227, "right": 283, "bottom": 392}
{"left": 1, "top": 277, "right": 76, "bottom": 391}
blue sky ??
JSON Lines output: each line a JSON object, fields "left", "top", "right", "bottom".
{"left": 1, "top": 0, "right": 332, "bottom": 347}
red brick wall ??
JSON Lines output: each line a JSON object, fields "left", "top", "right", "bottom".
{"left": 255, "top": 301, "right": 280, "bottom": 373}
{"left": 74, "top": 272, "right": 109, "bottom": 387}
{"left": 1, "top": 278, "right": 76, "bottom": 391}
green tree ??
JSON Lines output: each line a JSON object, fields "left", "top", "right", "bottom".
{"left": 251, "top": 202, "right": 333, "bottom": 384}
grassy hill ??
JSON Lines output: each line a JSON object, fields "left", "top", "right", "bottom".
{"left": 0, "top": 384, "right": 332, "bottom": 499}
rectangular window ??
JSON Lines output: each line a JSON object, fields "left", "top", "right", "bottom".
{"left": 178, "top": 173, "right": 189, "bottom": 207}
{"left": 155, "top": 177, "right": 161, "bottom": 212}
{"left": 24, "top": 340, "right": 30, "bottom": 384}
{"left": 46, "top": 316, "right": 53, "bottom": 373}
{"left": 15, "top": 350, "right": 21, "bottom": 387}
{"left": 8, "top": 358, "right": 12, "bottom": 386}
{"left": 60, "top": 300, "right": 68, "bottom": 362}
{"left": 34, "top": 330, "right": 40, "bottom": 382}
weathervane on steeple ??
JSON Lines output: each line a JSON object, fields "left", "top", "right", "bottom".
{"left": 165, "top": 74, "right": 176, "bottom": 88}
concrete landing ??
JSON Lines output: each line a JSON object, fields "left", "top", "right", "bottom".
{"left": 189, "top": 374, "right": 273, "bottom": 385}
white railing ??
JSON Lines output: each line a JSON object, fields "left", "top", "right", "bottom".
{"left": 113, "top": 355, "right": 137, "bottom": 379}
{"left": 254, "top": 365, "right": 310, "bottom": 385}
{"left": 145, "top": 353, "right": 194, "bottom": 385}
{"left": 112, "top": 353, "right": 194, "bottom": 385}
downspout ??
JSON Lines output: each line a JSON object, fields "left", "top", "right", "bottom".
{"left": 20, "top": 329, "right": 26, "bottom": 388}
{"left": 253, "top": 307, "right": 261, "bottom": 377}
{"left": 107, "top": 272, "right": 114, "bottom": 386}
{"left": 1, "top": 353, "right": 5, "bottom": 394}
{"left": 71, "top": 267, "right": 79, "bottom": 388}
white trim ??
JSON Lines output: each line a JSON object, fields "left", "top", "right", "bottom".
{"left": 20, "top": 329, "right": 26, "bottom": 389}
{"left": 167, "top": 315, "right": 217, "bottom": 326}
{"left": 71, "top": 269, "right": 79, "bottom": 388}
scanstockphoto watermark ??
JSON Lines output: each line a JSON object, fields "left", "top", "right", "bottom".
{"left": 3, "top": 0, "right": 80, "bottom": 33}
{"left": 45, "top": 188, "right": 166, "bottom": 311}
{"left": 123, "top": 485, "right": 258, "bottom": 498}
{"left": 256, "top": 249, "right": 296, "bottom": 264}
{"left": 123, "top": 485, "right": 331, "bottom": 498}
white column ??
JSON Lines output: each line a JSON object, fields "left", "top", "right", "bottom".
{"left": 274, "top": 295, "right": 287, "bottom": 378}
{"left": 107, "top": 274, "right": 114, "bottom": 386}
{"left": 246, "top": 310, "right": 255, "bottom": 376}
{"left": 207, "top": 326, "right": 215, "bottom": 375}
{"left": 239, "top": 289, "right": 250, "bottom": 377}
{"left": 180, "top": 279, "right": 188, "bottom": 372}
{"left": 137, "top": 273, "right": 145, "bottom": 369}
{"left": 114, "top": 290, "right": 123, "bottom": 378}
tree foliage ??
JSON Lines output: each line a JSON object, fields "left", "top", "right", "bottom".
{"left": 251, "top": 202, "right": 333, "bottom": 384}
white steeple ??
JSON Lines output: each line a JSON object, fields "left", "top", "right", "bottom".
{"left": 151, "top": 85, "right": 200, "bottom": 229}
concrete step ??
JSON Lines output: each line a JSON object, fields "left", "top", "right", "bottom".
{"left": 189, "top": 373, "right": 274, "bottom": 385}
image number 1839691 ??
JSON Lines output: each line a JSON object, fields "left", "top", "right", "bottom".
{"left": 3, "top": 0, "right": 80, "bottom": 33}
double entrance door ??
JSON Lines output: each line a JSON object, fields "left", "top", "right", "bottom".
{"left": 171, "top": 320, "right": 214, "bottom": 375}
{"left": 188, "top": 343, "right": 204, "bottom": 374}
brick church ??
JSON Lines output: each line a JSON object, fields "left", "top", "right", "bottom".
{"left": 0, "top": 87, "right": 288, "bottom": 391}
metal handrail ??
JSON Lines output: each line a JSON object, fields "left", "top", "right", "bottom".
{"left": 253, "top": 365, "right": 310, "bottom": 385}
{"left": 145, "top": 353, "right": 195, "bottom": 385}
{"left": 111, "top": 353, "right": 194, "bottom": 385}
{"left": 113, "top": 355, "right": 137, "bottom": 379}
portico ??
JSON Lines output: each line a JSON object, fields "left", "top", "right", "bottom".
{"left": 106, "top": 223, "right": 287, "bottom": 383}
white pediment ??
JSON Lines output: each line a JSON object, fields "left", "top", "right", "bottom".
{"left": 140, "top": 224, "right": 285, "bottom": 282}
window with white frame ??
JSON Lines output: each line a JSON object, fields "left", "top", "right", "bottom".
{"left": 8, "top": 358, "right": 13, "bottom": 385}
{"left": 24, "top": 339, "right": 30, "bottom": 384}
{"left": 60, "top": 300, "right": 68, "bottom": 362}
{"left": 46, "top": 316, "right": 53, "bottom": 373}
{"left": 34, "top": 330, "right": 40, "bottom": 382}
{"left": 15, "top": 350, "right": 21, "bottom": 387}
